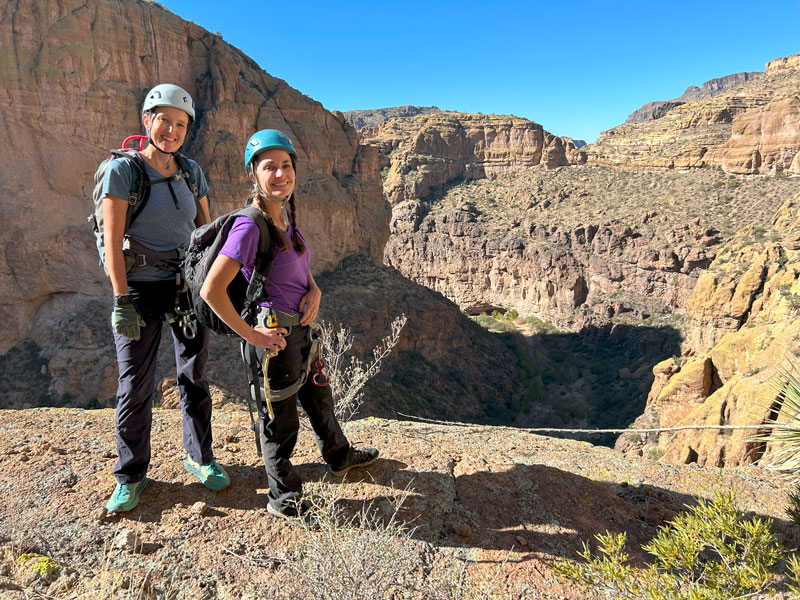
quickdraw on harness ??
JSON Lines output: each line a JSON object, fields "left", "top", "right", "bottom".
{"left": 241, "top": 309, "right": 329, "bottom": 456}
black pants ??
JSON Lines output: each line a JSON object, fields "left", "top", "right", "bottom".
{"left": 250, "top": 324, "right": 349, "bottom": 510}
{"left": 113, "top": 280, "right": 213, "bottom": 484}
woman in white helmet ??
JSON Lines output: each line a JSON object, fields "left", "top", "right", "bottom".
{"left": 102, "top": 83, "right": 229, "bottom": 513}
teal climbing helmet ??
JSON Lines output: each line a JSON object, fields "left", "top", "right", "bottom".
{"left": 244, "top": 129, "right": 297, "bottom": 171}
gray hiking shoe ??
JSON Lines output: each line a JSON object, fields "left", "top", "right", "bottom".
{"left": 327, "top": 447, "right": 379, "bottom": 477}
{"left": 267, "top": 499, "right": 320, "bottom": 528}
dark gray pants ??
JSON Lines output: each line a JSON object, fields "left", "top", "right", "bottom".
{"left": 251, "top": 325, "right": 349, "bottom": 510}
{"left": 113, "top": 281, "right": 213, "bottom": 484}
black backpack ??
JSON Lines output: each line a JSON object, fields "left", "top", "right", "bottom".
{"left": 89, "top": 137, "right": 201, "bottom": 275}
{"left": 184, "top": 206, "right": 275, "bottom": 335}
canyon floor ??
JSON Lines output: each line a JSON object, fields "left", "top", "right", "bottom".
{"left": 0, "top": 407, "right": 796, "bottom": 599}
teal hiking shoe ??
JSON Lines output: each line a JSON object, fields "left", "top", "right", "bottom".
{"left": 106, "top": 477, "right": 148, "bottom": 513}
{"left": 183, "top": 455, "right": 230, "bottom": 490}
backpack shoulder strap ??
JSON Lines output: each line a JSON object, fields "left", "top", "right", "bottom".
{"left": 228, "top": 206, "right": 276, "bottom": 319}
{"left": 236, "top": 206, "right": 273, "bottom": 258}
{"left": 108, "top": 149, "right": 151, "bottom": 230}
{"left": 173, "top": 153, "right": 205, "bottom": 221}
{"left": 173, "top": 153, "right": 200, "bottom": 198}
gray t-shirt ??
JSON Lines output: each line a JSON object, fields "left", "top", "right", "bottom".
{"left": 102, "top": 155, "right": 209, "bottom": 282}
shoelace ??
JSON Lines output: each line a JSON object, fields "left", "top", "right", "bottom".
{"left": 114, "top": 485, "right": 133, "bottom": 500}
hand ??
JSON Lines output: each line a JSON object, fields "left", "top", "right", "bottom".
{"left": 249, "top": 326, "right": 288, "bottom": 351}
{"left": 111, "top": 304, "right": 145, "bottom": 341}
{"left": 299, "top": 286, "right": 321, "bottom": 326}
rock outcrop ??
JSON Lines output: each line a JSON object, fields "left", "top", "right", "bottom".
{"left": 382, "top": 160, "right": 798, "bottom": 332}
{"left": 625, "top": 72, "right": 760, "bottom": 124}
{"left": 587, "top": 57, "right": 800, "bottom": 173}
{"left": 617, "top": 192, "right": 800, "bottom": 467}
{"left": 342, "top": 105, "right": 441, "bottom": 130}
{"left": 704, "top": 96, "right": 800, "bottom": 174}
{"left": 360, "top": 112, "right": 586, "bottom": 206}
{"left": 386, "top": 201, "right": 716, "bottom": 329}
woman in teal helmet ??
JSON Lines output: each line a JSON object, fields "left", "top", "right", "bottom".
{"left": 200, "top": 129, "right": 379, "bottom": 520}
{"left": 102, "top": 84, "right": 229, "bottom": 514}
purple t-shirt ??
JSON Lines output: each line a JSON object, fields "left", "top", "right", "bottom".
{"left": 219, "top": 216, "right": 311, "bottom": 314}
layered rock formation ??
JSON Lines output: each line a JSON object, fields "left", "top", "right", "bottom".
{"left": 342, "top": 105, "right": 441, "bottom": 130}
{"left": 382, "top": 161, "right": 797, "bottom": 331}
{"left": 617, "top": 192, "right": 800, "bottom": 467}
{"left": 625, "top": 72, "right": 760, "bottom": 124}
{"left": 360, "top": 112, "right": 586, "bottom": 205}
{"left": 587, "top": 55, "right": 800, "bottom": 173}
{"left": 386, "top": 199, "right": 716, "bottom": 328}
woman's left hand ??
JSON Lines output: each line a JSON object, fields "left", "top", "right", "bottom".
{"left": 299, "top": 286, "right": 321, "bottom": 326}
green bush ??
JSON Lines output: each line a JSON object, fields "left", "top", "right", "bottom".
{"left": 554, "top": 491, "right": 792, "bottom": 599}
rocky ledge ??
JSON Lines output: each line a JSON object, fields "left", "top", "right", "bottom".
{"left": 0, "top": 407, "right": 793, "bottom": 599}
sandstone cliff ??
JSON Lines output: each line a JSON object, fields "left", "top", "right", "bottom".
{"left": 616, "top": 191, "right": 800, "bottom": 467}
{"left": 625, "top": 72, "right": 760, "bottom": 124}
{"left": 342, "top": 105, "right": 441, "bottom": 130}
{"left": 0, "top": 407, "right": 793, "bottom": 599}
{"left": 360, "top": 112, "right": 586, "bottom": 206}
{"left": 587, "top": 56, "right": 800, "bottom": 173}
{"left": 383, "top": 163, "right": 796, "bottom": 331}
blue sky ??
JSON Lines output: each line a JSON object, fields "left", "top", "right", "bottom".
{"left": 160, "top": 0, "right": 798, "bottom": 143}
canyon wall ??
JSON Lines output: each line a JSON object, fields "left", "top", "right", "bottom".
{"left": 361, "top": 112, "right": 586, "bottom": 206}
{"left": 586, "top": 56, "right": 800, "bottom": 174}
{"left": 617, "top": 192, "right": 800, "bottom": 467}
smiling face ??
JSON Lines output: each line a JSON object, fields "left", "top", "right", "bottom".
{"left": 250, "top": 148, "right": 296, "bottom": 202}
{"left": 142, "top": 105, "right": 190, "bottom": 153}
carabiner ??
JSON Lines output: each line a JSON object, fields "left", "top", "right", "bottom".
{"left": 181, "top": 314, "right": 197, "bottom": 339}
{"left": 312, "top": 358, "right": 329, "bottom": 387}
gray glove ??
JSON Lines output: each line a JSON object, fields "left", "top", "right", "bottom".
{"left": 112, "top": 295, "right": 145, "bottom": 340}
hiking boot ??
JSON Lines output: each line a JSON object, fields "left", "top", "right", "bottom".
{"left": 106, "top": 477, "right": 148, "bottom": 513}
{"left": 327, "top": 447, "right": 379, "bottom": 477}
{"left": 183, "top": 455, "right": 230, "bottom": 490}
{"left": 267, "top": 499, "right": 319, "bottom": 528}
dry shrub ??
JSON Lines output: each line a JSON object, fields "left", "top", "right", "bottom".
{"left": 257, "top": 486, "right": 504, "bottom": 600}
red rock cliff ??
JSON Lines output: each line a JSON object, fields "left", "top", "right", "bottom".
{"left": 0, "top": 0, "right": 388, "bottom": 358}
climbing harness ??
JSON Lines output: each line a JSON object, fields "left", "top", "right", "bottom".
{"left": 122, "top": 236, "right": 186, "bottom": 275}
{"left": 241, "top": 310, "right": 329, "bottom": 456}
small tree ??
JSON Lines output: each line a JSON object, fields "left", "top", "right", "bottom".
{"left": 320, "top": 315, "right": 407, "bottom": 422}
